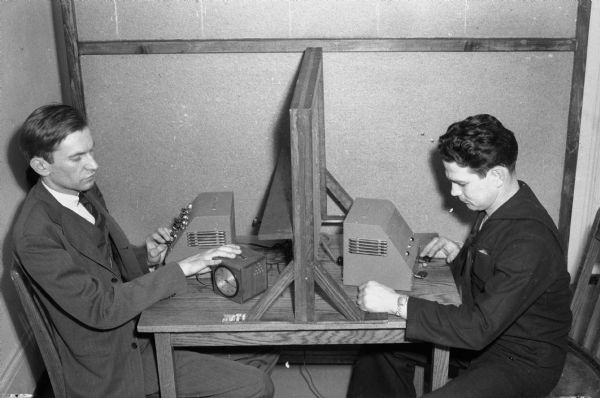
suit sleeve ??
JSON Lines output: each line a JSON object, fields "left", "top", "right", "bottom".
{"left": 406, "top": 223, "right": 560, "bottom": 350}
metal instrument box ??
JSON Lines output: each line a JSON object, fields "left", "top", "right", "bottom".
{"left": 343, "top": 197, "right": 418, "bottom": 291}
{"left": 166, "top": 192, "right": 236, "bottom": 267}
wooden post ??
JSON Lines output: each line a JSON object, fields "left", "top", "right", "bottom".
{"left": 59, "top": 0, "right": 86, "bottom": 116}
{"left": 558, "top": 0, "right": 591, "bottom": 252}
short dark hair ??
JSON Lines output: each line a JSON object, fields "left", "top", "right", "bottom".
{"left": 438, "top": 114, "right": 518, "bottom": 177}
{"left": 20, "top": 104, "right": 87, "bottom": 163}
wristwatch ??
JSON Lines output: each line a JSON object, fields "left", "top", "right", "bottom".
{"left": 395, "top": 295, "right": 408, "bottom": 318}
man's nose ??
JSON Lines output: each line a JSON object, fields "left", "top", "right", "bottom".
{"left": 85, "top": 154, "right": 99, "bottom": 170}
{"left": 450, "top": 183, "right": 461, "bottom": 197}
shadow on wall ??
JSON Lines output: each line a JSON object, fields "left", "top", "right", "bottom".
{"left": 2, "top": 124, "right": 43, "bottom": 379}
{"left": 251, "top": 57, "right": 302, "bottom": 237}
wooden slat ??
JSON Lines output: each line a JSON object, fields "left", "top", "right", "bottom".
{"left": 170, "top": 329, "right": 408, "bottom": 346}
{"left": 289, "top": 48, "right": 324, "bottom": 322}
{"left": 570, "top": 208, "right": 600, "bottom": 343}
{"left": 582, "top": 292, "right": 600, "bottom": 353}
{"left": 558, "top": 0, "right": 591, "bottom": 251}
{"left": 317, "top": 70, "right": 328, "bottom": 219}
{"left": 430, "top": 345, "right": 451, "bottom": 391}
{"left": 326, "top": 170, "right": 354, "bottom": 213}
{"left": 59, "top": 0, "right": 86, "bottom": 115}
{"left": 414, "top": 365, "right": 425, "bottom": 397}
{"left": 247, "top": 261, "right": 294, "bottom": 321}
{"left": 78, "top": 38, "right": 576, "bottom": 55}
{"left": 290, "top": 107, "right": 317, "bottom": 322}
{"left": 154, "top": 333, "right": 177, "bottom": 398}
{"left": 313, "top": 261, "right": 363, "bottom": 321}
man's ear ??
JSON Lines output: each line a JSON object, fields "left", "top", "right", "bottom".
{"left": 489, "top": 166, "right": 508, "bottom": 187}
{"left": 29, "top": 157, "right": 51, "bottom": 177}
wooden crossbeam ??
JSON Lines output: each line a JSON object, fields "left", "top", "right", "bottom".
{"left": 79, "top": 38, "right": 576, "bottom": 55}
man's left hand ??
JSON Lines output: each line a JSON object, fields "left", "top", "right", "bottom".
{"left": 146, "top": 227, "right": 172, "bottom": 266}
{"left": 357, "top": 280, "right": 401, "bottom": 315}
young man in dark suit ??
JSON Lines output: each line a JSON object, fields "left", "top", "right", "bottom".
{"left": 347, "top": 114, "right": 572, "bottom": 398}
{"left": 13, "top": 104, "right": 275, "bottom": 398}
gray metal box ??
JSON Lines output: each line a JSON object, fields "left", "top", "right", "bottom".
{"left": 343, "top": 197, "right": 417, "bottom": 291}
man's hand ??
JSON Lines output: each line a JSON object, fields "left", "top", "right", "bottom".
{"left": 177, "top": 245, "right": 242, "bottom": 277}
{"left": 420, "top": 236, "right": 463, "bottom": 263}
{"left": 357, "top": 281, "right": 401, "bottom": 315}
{"left": 146, "top": 227, "right": 173, "bottom": 266}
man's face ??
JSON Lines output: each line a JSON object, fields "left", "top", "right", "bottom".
{"left": 443, "top": 160, "right": 499, "bottom": 213}
{"left": 35, "top": 127, "right": 98, "bottom": 195}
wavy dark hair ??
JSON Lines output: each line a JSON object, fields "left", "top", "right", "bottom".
{"left": 20, "top": 104, "right": 87, "bottom": 163}
{"left": 438, "top": 114, "right": 518, "bottom": 177}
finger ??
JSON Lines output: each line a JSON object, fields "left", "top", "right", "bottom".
{"left": 429, "top": 239, "right": 451, "bottom": 259}
{"left": 156, "top": 227, "right": 173, "bottom": 242}
{"left": 447, "top": 249, "right": 460, "bottom": 262}
{"left": 420, "top": 237, "right": 440, "bottom": 256}
{"left": 221, "top": 246, "right": 242, "bottom": 255}
{"left": 149, "top": 232, "right": 168, "bottom": 244}
{"left": 215, "top": 246, "right": 242, "bottom": 258}
{"left": 158, "top": 250, "right": 168, "bottom": 263}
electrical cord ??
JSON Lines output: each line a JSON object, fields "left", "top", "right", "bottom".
{"left": 299, "top": 364, "right": 327, "bottom": 398}
{"left": 298, "top": 351, "right": 328, "bottom": 398}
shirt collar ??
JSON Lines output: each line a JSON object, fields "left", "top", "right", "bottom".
{"left": 41, "top": 180, "right": 80, "bottom": 210}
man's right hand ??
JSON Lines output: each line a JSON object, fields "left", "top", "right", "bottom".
{"left": 420, "top": 236, "right": 462, "bottom": 263}
{"left": 177, "top": 244, "right": 242, "bottom": 277}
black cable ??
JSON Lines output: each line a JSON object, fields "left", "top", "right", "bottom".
{"left": 298, "top": 351, "right": 327, "bottom": 398}
{"left": 299, "top": 365, "right": 327, "bottom": 398}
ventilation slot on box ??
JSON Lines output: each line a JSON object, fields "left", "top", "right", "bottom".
{"left": 187, "top": 231, "right": 227, "bottom": 247}
{"left": 348, "top": 238, "right": 388, "bottom": 256}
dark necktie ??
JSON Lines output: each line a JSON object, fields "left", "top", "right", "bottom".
{"left": 78, "top": 192, "right": 98, "bottom": 219}
{"left": 459, "top": 211, "right": 487, "bottom": 306}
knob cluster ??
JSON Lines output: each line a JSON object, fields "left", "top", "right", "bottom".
{"left": 168, "top": 203, "right": 192, "bottom": 246}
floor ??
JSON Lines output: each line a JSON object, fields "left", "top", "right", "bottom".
{"left": 33, "top": 362, "right": 352, "bottom": 398}
{"left": 272, "top": 363, "right": 351, "bottom": 398}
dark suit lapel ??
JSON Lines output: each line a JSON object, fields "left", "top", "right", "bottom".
{"left": 83, "top": 189, "right": 145, "bottom": 280}
{"left": 32, "top": 182, "right": 115, "bottom": 274}
{"left": 84, "top": 193, "right": 130, "bottom": 247}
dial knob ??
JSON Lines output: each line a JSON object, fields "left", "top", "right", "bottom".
{"left": 213, "top": 266, "right": 238, "bottom": 297}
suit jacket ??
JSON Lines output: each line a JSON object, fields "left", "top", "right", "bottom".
{"left": 13, "top": 181, "right": 187, "bottom": 398}
{"left": 406, "top": 182, "right": 572, "bottom": 374}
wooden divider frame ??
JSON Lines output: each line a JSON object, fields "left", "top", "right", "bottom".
{"left": 247, "top": 48, "right": 363, "bottom": 322}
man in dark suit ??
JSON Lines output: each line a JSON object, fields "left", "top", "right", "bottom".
{"left": 347, "top": 114, "right": 572, "bottom": 398}
{"left": 13, "top": 104, "right": 275, "bottom": 398}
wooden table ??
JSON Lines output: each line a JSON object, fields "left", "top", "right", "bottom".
{"left": 138, "top": 238, "right": 460, "bottom": 398}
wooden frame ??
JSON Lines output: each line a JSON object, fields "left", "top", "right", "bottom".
{"left": 248, "top": 48, "right": 363, "bottom": 322}
{"left": 58, "top": 0, "right": 591, "bottom": 254}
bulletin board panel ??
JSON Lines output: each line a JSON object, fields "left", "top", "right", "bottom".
{"left": 59, "top": 0, "right": 590, "bottom": 251}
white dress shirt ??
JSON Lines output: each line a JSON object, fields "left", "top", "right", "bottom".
{"left": 41, "top": 181, "right": 96, "bottom": 225}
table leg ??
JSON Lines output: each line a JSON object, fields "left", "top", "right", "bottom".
{"left": 430, "top": 344, "right": 450, "bottom": 391}
{"left": 155, "top": 333, "right": 177, "bottom": 398}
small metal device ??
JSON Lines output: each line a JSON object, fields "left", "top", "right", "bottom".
{"left": 343, "top": 197, "right": 421, "bottom": 291}
{"left": 166, "top": 192, "right": 236, "bottom": 278}
{"left": 211, "top": 247, "right": 268, "bottom": 303}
